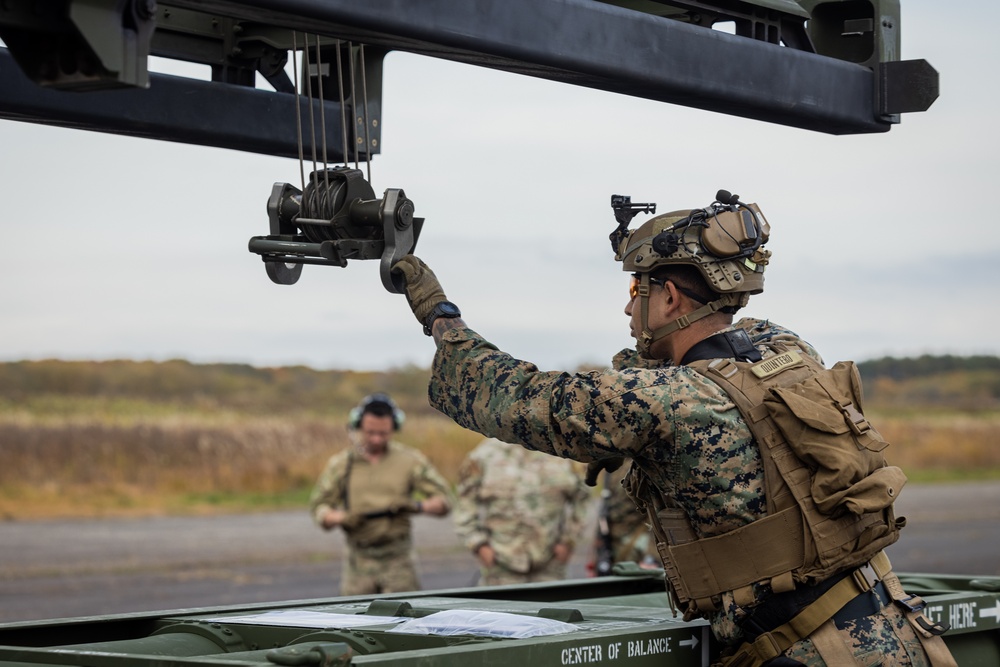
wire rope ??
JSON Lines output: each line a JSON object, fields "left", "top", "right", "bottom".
{"left": 291, "top": 32, "right": 306, "bottom": 205}
{"left": 335, "top": 40, "right": 349, "bottom": 169}
{"left": 360, "top": 45, "right": 372, "bottom": 184}
{"left": 302, "top": 36, "right": 319, "bottom": 185}
{"left": 314, "top": 37, "right": 330, "bottom": 196}
{"left": 347, "top": 42, "right": 359, "bottom": 169}
{"left": 288, "top": 34, "right": 375, "bottom": 223}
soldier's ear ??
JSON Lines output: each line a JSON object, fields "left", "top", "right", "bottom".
{"left": 661, "top": 280, "right": 683, "bottom": 311}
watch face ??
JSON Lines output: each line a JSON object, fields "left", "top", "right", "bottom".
{"left": 439, "top": 302, "right": 461, "bottom": 317}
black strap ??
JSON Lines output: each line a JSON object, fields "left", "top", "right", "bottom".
{"left": 833, "top": 581, "right": 890, "bottom": 629}
{"left": 740, "top": 569, "right": 847, "bottom": 639}
{"left": 681, "top": 329, "right": 762, "bottom": 365}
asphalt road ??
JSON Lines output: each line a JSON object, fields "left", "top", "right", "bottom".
{"left": 1, "top": 481, "right": 998, "bottom": 624}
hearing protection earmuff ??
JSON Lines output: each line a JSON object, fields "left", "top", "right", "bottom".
{"left": 348, "top": 393, "right": 405, "bottom": 431}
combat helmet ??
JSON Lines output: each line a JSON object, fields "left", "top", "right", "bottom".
{"left": 610, "top": 190, "right": 772, "bottom": 357}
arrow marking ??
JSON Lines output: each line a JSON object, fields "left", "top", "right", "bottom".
{"left": 979, "top": 600, "right": 1000, "bottom": 623}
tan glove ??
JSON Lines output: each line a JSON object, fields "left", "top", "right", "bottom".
{"left": 391, "top": 255, "right": 448, "bottom": 326}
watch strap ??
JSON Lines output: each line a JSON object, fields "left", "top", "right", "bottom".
{"left": 423, "top": 301, "right": 461, "bottom": 336}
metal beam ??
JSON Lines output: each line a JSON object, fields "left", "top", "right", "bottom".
{"left": 0, "top": 0, "right": 938, "bottom": 153}
{"left": 173, "top": 0, "right": 891, "bottom": 135}
{"left": 0, "top": 48, "right": 358, "bottom": 161}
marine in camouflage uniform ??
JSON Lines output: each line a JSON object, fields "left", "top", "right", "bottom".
{"left": 309, "top": 394, "right": 452, "bottom": 596}
{"left": 454, "top": 438, "right": 590, "bottom": 586}
{"left": 430, "top": 316, "right": 823, "bottom": 645}
{"left": 391, "top": 191, "right": 955, "bottom": 666}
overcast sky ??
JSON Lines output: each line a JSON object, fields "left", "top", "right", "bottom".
{"left": 2, "top": 1, "right": 998, "bottom": 372}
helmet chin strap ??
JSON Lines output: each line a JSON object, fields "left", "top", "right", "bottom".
{"left": 636, "top": 275, "right": 746, "bottom": 359}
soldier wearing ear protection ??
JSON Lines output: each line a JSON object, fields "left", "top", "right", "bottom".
{"left": 309, "top": 393, "right": 452, "bottom": 596}
{"left": 348, "top": 392, "right": 406, "bottom": 431}
{"left": 391, "top": 190, "right": 955, "bottom": 667}
{"left": 391, "top": 190, "right": 956, "bottom": 667}
{"left": 613, "top": 195, "right": 771, "bottom": 359}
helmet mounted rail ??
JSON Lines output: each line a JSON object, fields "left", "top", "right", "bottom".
{"left": 610, "top": 194, "right": 657, "bottom": 252}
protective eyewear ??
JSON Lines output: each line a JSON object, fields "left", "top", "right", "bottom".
{"left": 628, "top": 273, "right": 668, "bottom": 300}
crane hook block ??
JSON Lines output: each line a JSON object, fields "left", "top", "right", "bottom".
{"left": 247, "top": 167, "right": 423, "bottom": 293}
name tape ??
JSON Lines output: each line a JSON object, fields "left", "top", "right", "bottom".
{"left": 751, "top": 350, "right": 802, "bottom": 379}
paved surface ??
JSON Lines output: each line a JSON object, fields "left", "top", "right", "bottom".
{"left": 1, "top": 481, "right": 998, "bottom": 624}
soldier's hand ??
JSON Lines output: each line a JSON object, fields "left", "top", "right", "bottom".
{"left": 391, "top": 255, "right": 448, "bottom": 327}
{"left": 417, "top": 496, "right": 450, "bottom": 516}
{"left": 553, "top": 542, "right": 572, "bottom": 564}
{"left": 321, "top": 508, "right": 349, "bottom": 530}
{"left": 585, "top": 457, "right": 626, "bottom": 487}
{"left": 475, "top": 544, "right": 496, "bottom": 567}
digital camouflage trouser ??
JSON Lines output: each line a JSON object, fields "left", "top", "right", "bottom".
{"left": 782, "top": 600, "right": 939, "bottom": 666}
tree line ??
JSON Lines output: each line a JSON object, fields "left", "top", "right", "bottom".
{"left": 0, "top": 359, "right": 433, "bottom": 417}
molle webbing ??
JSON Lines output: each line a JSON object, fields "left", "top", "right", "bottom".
{"left": 644, "top": 348, "right": 904, "bottom": 617}
{"left": 690, "top": 351, "right": 902, "bottom": 586}
{"left": 692, "top": 355, "right": 818, "bottom": 517}
{"left": 665, "top": 505, "right": 804, "bottom": 609}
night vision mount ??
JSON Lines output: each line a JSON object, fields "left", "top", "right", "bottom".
{"left": 609, "top": 194, "right": 656, "bottom": 252}
{"left": 248, "top": 168, "right": 423, "bottom": 293}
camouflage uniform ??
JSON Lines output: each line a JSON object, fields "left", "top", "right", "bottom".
{"left": 602, "top": 461, "right": 657, "bottom": 567}
{"left": 309, "top": 436, "right": 452, "bottom": 596}
{"left": 454, "top": 438, "right": 590, "bottom": 586}
{"left": 429, "top": 317, "right": 935, "bottom": 665}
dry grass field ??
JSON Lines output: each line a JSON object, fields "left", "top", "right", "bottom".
{"left": 1, "top": 403, "right": 997, "bottom": 520}
{"left": 0, "top": 399, "right": 482, "bottom": 520}
{"left": 2, "top": 358, "right": 998, "bottom": 520}
{"left": 873, "top": 410, "right": 1000, "bottom": 478}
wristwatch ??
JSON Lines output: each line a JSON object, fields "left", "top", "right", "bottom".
{"left": 423, "top": 300, "right": 462, "bottom": 336}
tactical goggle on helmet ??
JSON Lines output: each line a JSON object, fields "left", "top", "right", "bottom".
{"left": 610, "top": 190, "right": 772, "bottom": 356}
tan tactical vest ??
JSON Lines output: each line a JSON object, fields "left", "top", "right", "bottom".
{"left": 628, "top": 343, "right": 906, "bottom": 620}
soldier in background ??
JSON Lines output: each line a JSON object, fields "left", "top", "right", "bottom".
{"left": 591, "top": 460, "right": 658, "bottom": 575}
{"left": 309, "top": 393, "right": 452, "bottom": 595}
{"left": 454, "top": 438, "right": 590, "bottom": 586}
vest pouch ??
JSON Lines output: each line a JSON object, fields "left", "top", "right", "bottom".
{"left": 823, "top": 465, "right": 906, "bottom": 515}
{"left": 763, "top": 361, "right": 903, "bottom": 516}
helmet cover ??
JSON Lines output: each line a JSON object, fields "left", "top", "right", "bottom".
{"left": 615, "top": 201, "right": 771, "bottom": 295}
